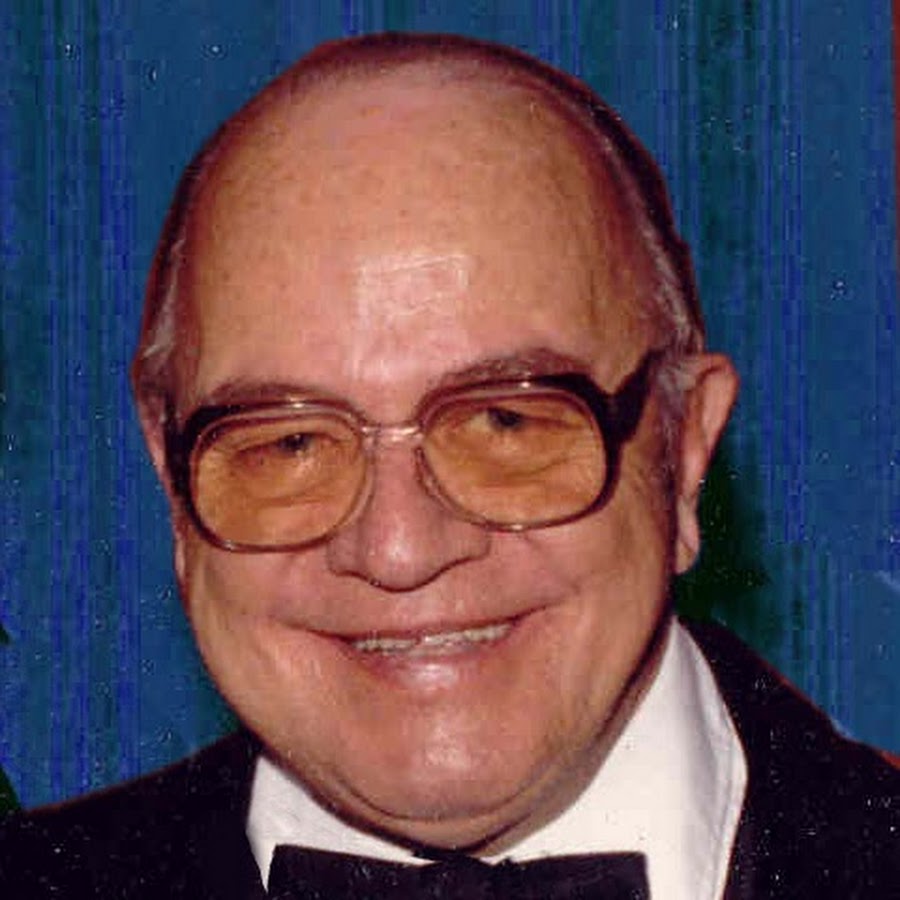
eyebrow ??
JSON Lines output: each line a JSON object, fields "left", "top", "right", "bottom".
{"left": 432, "top": 348, "right": 592, "bottom": 388}
{"left": 190, "top": 347, "right": 593, "bottom": 412}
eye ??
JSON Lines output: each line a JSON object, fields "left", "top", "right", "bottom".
{"left": 273, "top": 431, "right": 317, "bottom": 455}
{"left": 485, "top": 406, "right": 526, "bottom": 431}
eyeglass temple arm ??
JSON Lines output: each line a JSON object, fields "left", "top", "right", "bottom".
{"left": 534, "top": 349, "right": 664, "bottom": 442}
{"left": 604, "top": 349, "right": 665, "bottom": 441}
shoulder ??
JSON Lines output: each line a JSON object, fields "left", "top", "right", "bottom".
{"left": 0, "top": 731, "right": 263, "bottom": 899}
{"left": 684, "top": 618, "right": 900, "bottom": 896}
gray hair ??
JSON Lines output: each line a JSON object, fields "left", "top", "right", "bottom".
{"left": 132, "top": 33, "right": 705, "bottom": 437}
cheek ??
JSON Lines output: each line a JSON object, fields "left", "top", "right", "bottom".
{"left": 178, "top": 542, "right": 300, "bottom": 695}
{"left": 180, "top": 546, "right": 349, "bottom": 775}
{"left": 529, "top": 460, "right": 674, "bottom": 681}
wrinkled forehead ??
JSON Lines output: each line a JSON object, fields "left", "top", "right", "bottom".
{"left": 176, "top": 64, "right": 657, "bottom": 407}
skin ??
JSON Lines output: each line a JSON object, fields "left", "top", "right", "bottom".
{"left": 141, "top": 66, "right": 738, "bottom": 851}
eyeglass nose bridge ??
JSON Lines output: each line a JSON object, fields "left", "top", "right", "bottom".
{"left": 349, "top": 420, "right": 455, "bottom": 529}
{"left": 354, "top": 421, "right": 432, "bottom": 503}
{"left": 359, "top": 421, "right": 423, "bottom": 448}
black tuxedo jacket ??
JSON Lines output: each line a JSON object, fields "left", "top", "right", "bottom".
{"left": 1, "top": 621, "right": 898, "bottom": 898}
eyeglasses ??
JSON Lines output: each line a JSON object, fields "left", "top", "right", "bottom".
{"left": 165, "top": 350, "right": 664, "bottom": 552}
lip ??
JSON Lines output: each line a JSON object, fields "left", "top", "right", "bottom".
{"left": 326, "top": 612, "right": 531, "bottom": 681}
{"left": 348, "top": 619, "right": 515, "bottom": 656}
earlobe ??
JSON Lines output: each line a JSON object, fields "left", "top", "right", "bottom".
{"left": 673, "top": 354, "right": 739, "bottom": 574}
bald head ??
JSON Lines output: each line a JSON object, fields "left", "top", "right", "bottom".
{"left": 132, "top": 33, "right": 703, "bottom": 422}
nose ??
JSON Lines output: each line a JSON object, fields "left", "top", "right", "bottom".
{"left": 325, "top": 441, "right": 491, "bottom": 591}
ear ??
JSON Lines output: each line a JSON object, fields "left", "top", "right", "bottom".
{"left": 673, "top": 354, "right": 739, "bottom": 574}
{"left": 136, "top": 394, "right": 189, "bottom": 584}
{"left": 136, "top": 393, "right": 174, "bottom": 495}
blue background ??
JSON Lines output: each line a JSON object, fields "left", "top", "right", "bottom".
{"left": 1, "top": 1, "right": 898, "bottom": 807}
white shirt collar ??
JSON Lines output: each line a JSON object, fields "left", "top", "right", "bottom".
{"left": 246, "top": 620, "right": 747, "bottom": 899}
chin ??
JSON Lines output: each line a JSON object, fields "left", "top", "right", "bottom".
{"left": 318, "top": 732, "right": 565, "bottom": 850}
{"left": 345, "top": 787, "right": 526, "bottom": 851}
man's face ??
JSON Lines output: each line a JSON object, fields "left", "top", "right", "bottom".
{"left": 164, "top": 72, "right": 682, "bottom": 849}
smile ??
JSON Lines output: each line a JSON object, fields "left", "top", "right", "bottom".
{"left": 350, "top": 621, "right": 513, "bottom": 656}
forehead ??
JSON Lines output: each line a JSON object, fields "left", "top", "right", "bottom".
{"left": 181, "top": 67, "right": 654, "bottom": 410}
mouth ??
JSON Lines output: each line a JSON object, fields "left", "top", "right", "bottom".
{"left": 347, "top": 619, "right": 515, "bottom": 657}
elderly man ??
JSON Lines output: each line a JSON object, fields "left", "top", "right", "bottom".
{"left": 1, "top": 32, "right": 897, "bottom": 899}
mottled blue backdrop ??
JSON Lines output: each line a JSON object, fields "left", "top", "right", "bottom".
{"left": 1, "top": 1, "right": 898, "bottom": 808}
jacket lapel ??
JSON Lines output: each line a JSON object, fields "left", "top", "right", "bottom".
{"left": 164, "top": 729, "right": 268, "bottom": 900}
{"left": 686, "top": 619, "right": 900, "bottom": 898}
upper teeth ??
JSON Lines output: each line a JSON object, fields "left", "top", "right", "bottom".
{"left": 352, "top": 622, "right": 511, "bottom": 654}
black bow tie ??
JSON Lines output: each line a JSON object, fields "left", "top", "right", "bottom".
{"left": 268, "top": 845, "right": 649, "bottom": 899}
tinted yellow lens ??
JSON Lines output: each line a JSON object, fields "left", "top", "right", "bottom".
{"left": 193, "top": 411, "right": 365, "bottom": 547}
{"left": 423, "top": 389, "right": 607, "bottom": 525}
